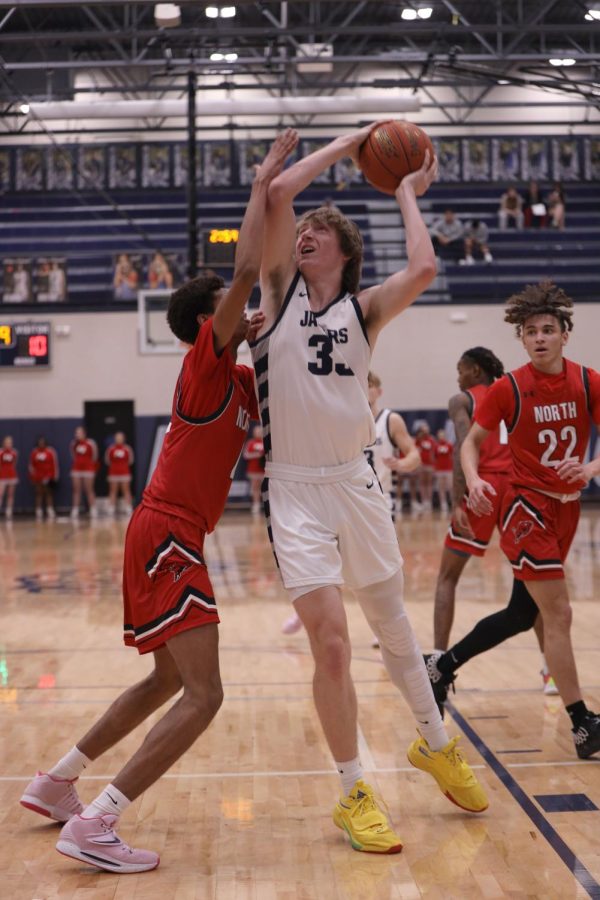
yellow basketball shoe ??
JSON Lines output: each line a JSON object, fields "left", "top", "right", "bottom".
{"left": 407, "top": 734, "right": 488, "bottom": 813}
{"left": 333, "top": 780, "right": 403, "bottom": 854}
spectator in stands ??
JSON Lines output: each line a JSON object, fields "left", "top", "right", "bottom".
{"left": 114, "top": 253, "right": 139, "bottom": 301}
{"left": 430, "top": 209, "right": 464, "bottom": 262}
{"left": 523, "top": 180, "right": 547, "bottom": 229}
{"left": 546, "top": 182, "right": 566, "bottom": 229}
{"left": 498, "top": 186, "right": 524, "bottom": 229}
{"left": 461, "top": 219, "right": 493, "bottom": 265}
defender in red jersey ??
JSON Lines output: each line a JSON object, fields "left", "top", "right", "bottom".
{"left": 20, "top": 130, "right": 299, "bottom": 873}
{"left": 461, "top": 282, "right": 600, "bottom": 759}
{"left": 70, "top": 426, "right": 98, "bottom": 519}
{"left": 105, "top": 432, "right": 134, "bottom": 516}
{"left": 0, "top": 435, "right": 18, "bottom": 520}
{"left": 432, "top": 347, "right": 509, "bottom": 650}
{"left": 29, "top": 436, "right": 59, "bottom": 520}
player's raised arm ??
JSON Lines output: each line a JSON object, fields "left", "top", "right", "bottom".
{"left": 361, "top": 153, "right": 438, "bottom": 340}
{"left": 212, "top": 128, "right": 298, "bottom": 353}
{"left": 260, "top": 124, "right": 380, "bottom": 317}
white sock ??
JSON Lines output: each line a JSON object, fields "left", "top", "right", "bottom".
{"left": 336, "top": 757, "right": 363, "bottom": 796}
{"left": 83, "top": 783, "right": 131, "bottom": 819}
{"left": 48, "top": 745, "right": 91, "bottom": 780}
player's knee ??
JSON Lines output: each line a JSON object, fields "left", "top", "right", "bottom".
{"left": 375, "top": 613, "right": 419, "bottom": 658}
{"left": 147, "top": 667, "right": 183, "bottom": 701}
{"left": 312, "top": 628, "right": 351, "bottom": 680}
{"left": 185, "top": 679, "right": 224, "bottom": 721}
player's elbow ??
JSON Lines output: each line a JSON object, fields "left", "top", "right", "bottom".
{"left": 267, "top": 177, "right": 293, "bottom": 207}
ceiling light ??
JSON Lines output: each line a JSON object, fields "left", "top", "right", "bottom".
{"left": 205, "top": 6, "right": 219, "bottom": 17}
{"left": 586, "top": 8, "right": 600, "bottom": 19}
{"left": 220, "top": 6, "right": 236, "bottom": 17}
{"left": 401, "top": 9, "right": 417, "bottom": 20}
{"left": 224, "top": 52, "right": 238, "bottom": 62}
{"left": 417, "top": 7, "right": 433, "bottom": 18}
{"left": 210, "top": 51, "right": 224, "bottom": 61}
{"left": 549, "top": 57, "right": 576, "bottom": 66}
{"left": 154, "top": 3, "right": 181, "bottom": 27}
{"left": 19, "top": 103, "right": 30, "bottom": 114}
{"left": 497, "top": 79, "right": 510, "bottom": 85}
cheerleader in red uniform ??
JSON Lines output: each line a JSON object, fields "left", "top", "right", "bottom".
{"left": 412, "top": 423, "right": 437, "bottom": 513}
{"left": 29, "top": 436, "right": 59, "bottom": 520}
{"left": 70, "top": 426, "right": 98, "bottom": 519}
{"left": 0, "top": 435, "right": 18, "bottom": 520}
{"left": 105, "top": 432, "right": 134, "bottom": 516}
{"left": 434, "top": 429, "right": 454, "bottom": 514}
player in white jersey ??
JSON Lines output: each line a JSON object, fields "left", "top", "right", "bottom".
{"left": 251, "top": 125, "right": 488, "bottom": 855}
{"left": 281, "top": 370, "right": 420, "bottom": 635}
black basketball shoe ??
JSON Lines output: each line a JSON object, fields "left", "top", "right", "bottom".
{"left": 424, "top": 652, "right": 455, "bottom": 718}
{"left": 572, "top": 712, "right": 600, "bottom": 759}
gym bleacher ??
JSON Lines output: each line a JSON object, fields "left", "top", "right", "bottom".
{"left": 1, "top": 181, "right": 598, "bottom": 309}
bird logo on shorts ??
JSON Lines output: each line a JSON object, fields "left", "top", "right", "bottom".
{"left": 512, "top": 519, "right": 534, "bottom": 544}
{"left": 165, "top": 562, "right": 190, "bottom": 583}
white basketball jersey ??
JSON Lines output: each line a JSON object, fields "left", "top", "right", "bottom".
{"left": 250, "top": 272, "right": 374, "bottom": 467}
{"left": 364, "top": 409, "right": 397, "bottom": 494}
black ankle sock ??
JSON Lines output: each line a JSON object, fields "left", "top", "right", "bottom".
{"left": 566, "top": 700, "right": 589, "bottom": 731}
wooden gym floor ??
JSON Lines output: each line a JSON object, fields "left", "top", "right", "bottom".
{"left": 1, "top": 509, "right": 599, "bottom": 899}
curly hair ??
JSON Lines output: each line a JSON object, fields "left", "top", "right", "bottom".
{"left": 504, "top": 280, "right": 574, "bottom": 336}
{"left": 166, "top": 271, "right": 225, "bottom": 345}
{"left": 297, "top": 206, "right": 363, "bottom": 295}
{"left": 460, "top": 347, "right": 504, "bottom": 382}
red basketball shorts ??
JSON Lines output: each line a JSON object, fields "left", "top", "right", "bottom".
{"left": 445, "top": 471, "right": 510, "bottom": 557}
{"left": 123, "top": 505, "right": 219, "bottom": 655}
{"left": 499, "top": 487, "right": 580, "bottom": 582}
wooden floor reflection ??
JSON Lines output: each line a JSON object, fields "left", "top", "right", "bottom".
{"left": 1, "top": 509, "right": 600, "bottom": 899}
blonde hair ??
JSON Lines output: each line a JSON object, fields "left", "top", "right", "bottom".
{"left": 368, "top": 371, "right": 381, "bottom": 388}
{"left": 297, "top": 206, "right": 363, "bottom": 295}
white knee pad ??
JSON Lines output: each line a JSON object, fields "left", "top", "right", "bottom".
{"left": 355, "top": 571, "right": 419, "bottom": 657}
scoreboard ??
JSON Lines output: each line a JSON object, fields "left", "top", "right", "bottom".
{"left": 0, "top": 322, "right": 51, "bottom": 367}
{"left": 203, "top": 228, "right": 239, "bottom": 266}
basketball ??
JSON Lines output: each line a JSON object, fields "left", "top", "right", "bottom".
{"left": 358, "top": 120, "right": 434, "bottom": 195}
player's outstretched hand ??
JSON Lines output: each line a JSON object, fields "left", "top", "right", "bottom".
{"left": 397, "top": 151, "right": 438, "bottom": 198}
{"left": 246, "top": 310, "right": 265, "bottom": 343}
{"left": 255, "top": 128, "right": 299, "bottom": 182}
{"left": 466, "top": 476, "right": 496, "bottom": 517}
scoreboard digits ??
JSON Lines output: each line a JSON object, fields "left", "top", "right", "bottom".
{"left": 0, "top": 322, "right": 51, "bottom": 367}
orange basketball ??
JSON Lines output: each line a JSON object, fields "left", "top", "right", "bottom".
{"left": 358, "top": 121, "right": 434, "bottom": 195}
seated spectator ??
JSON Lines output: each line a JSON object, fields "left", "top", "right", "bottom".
{"left": 546, "top": 181, "right": 565, "bottom": 229}
{"left": 498, "top": 186, "right": 524, "bottom": 229}
{"left": 461, "top": 219, "right": 493, "bottom": 265}
{"left": 523, "top": 179, "right": 547, "bottom": 228}
{"left": 430, "top": 209, "right": 464, "bottom": 262}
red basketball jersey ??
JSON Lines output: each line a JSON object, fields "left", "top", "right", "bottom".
{"left": 0, "top": 448, "right": 18, "bottom": 479}
{"left": 143, "top": 319, "right": 259, "bottom": 533}
{"left": 434, "top": 439, "right": 453, "bottom": 472}
{"left": 70, "top": 438, "right": 98, "bottom": 472}
{"left": 106, "top": 444, "right": 134, "bottom": 477}
{"left": 416, "top": 434, "right": 436, "bottom": 466}
{"left": 467, "top": 383, "right": 511, "bottom": 473}
{"left": 29, "top": 446, "right": 59, "bottom": 483}
{"left": 476, "top": 359, "right": 600, "bottom": 495}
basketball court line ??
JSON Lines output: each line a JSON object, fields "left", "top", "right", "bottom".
{"left": 447, "top": 703, "right": 600, "bottom": 900}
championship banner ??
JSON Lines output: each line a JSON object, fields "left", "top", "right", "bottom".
{"left": 203, "top": 142, "right": 232, "bottom": 187}
{"left": 16, "top": 148, "right": 44, "bottom": 191}
{"left": 147, "top": 252, "right": 180, "bottom": 290}
{"left": 2, "top": 258, "right": 33, "bottom": 303}
{"left": 0, "top": 150, "right": 10, "bottom": 191}
{"left": 492, "top": 138, "right": 520, "bottom": 181}
{"left": 78, "top": 146, "right": 106, "bottom": 189}
{"left": 173, "top": 145, "right": 202, "bottom": 188}
{"left": 142, "top": 145, "right": 170, "bottom": 188}
{"left": 434, "top": 139, "right": 460, "bottom": 181}
{"left": 301, "top": 140, "right": 331, "bottom": 184}
{"left": 47, "top": 147, "right": 74, "bottom": 190}
{"left": 109, "top": 145, "right": 138, "bottom": 189}
{"left": 584, "top": 138, "right": 600, "bottom": 181}
{"left": 333, "top": 158, "right": 362, "bottom": 188}
{"left": 462, "top": 139, "right": 490, "bottom": 181}
{"left": 35, "top": 258, "right": 68, "bottom": 303}
{"left": 239, "top": 140, "right": 269, "bottom": 186}
{"left": 521, "top": 138, "right": 549, "bottom": 181}
{"left": 552, "top": 138, "right": 580, "bottom": 181}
